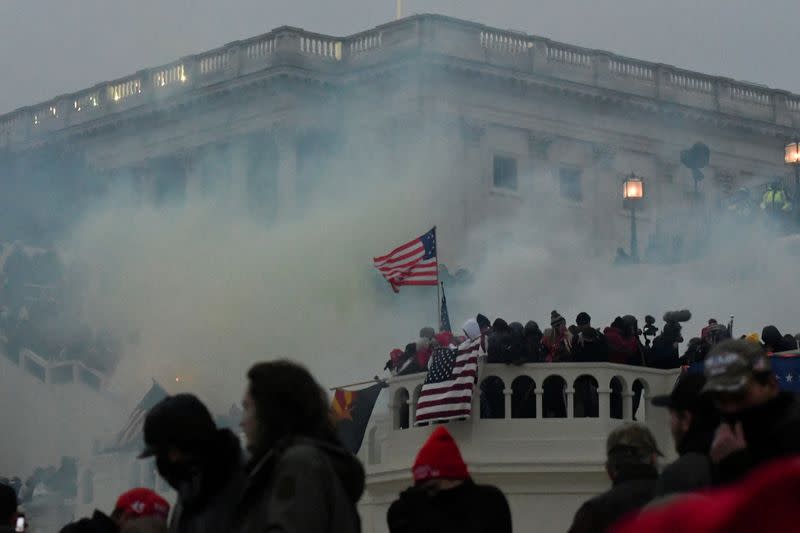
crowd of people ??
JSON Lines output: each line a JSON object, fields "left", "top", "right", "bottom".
{"left": 0, "top": 243, "right": 122, "bottom": 375}
{"left": 2, "top": 315, "right": 800, "bottom": 532}
{"left": 386, "top": 310, "right": 800, "bottom": 378}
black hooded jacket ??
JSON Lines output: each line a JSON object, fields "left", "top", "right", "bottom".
{"left": 387, "top": 478, "right": 511, "bottom": 533}
{"left": 714, "top": 392, "right": 800, "bottom": 485}
{"left": 169, "top": 428, "right": 246, "bottom": 533}
{"left": 232, "top": 436, "right": 365, "bottom": 533}
{"left": 568, "top": 464, "right": 658, "bottom": 533}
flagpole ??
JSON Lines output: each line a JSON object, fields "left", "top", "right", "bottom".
{"left": 435, "top": 226, "right": 441, "bottom": 330}
{"left": 329, "top": 376, "right": 385, "bottom": 391}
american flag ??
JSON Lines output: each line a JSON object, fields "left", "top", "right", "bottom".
{"left": 373, "top": 228, "right": 438, "bottom": 293}
{"left": 107, "top": 381, "right": 168, "bottom": 453}
{"left": 414, "top": 337, "right": 482, "bottom": 425}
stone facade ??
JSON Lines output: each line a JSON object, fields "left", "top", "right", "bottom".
{"left": 0, "top": 14, "right": 798, "bottom": 259}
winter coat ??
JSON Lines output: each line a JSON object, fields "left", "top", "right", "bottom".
{"left": 568, "top": 464, "right": 658, "bottom": 533}
{"left": 386, "top": 478, "right": 511, "bottom": 533}
{"left": 232, "top": 436, "right": 365, "bottom": 533}
{"left": 169, "top": 429, "right": 246, "bottom": 533}
{"left": 507, "top": 322, "right": 526, "bottom": 364}
{"left": 543, "top": 328, "right": 572, "bottom": 362}
{"left": 714, "top": 392, "right": 800, "bottom": 486}
{"left": 603, "top": 326, "right": 642, "bottom": 365}
{"left": 571, "top": 326, "right": 608, "bottom": 363}
{"left": 648, "top": 335, "right": 682, "bottom": 369}
{"left": 487, "top": 329, "right": 512, "bottom": 364}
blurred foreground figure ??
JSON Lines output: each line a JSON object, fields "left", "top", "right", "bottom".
{"left": 140, "top": 394, "right": 245, "bottom": 533}
{"left": 650, "top": 374, "right": 718, "bottom": 497}
{"left": 386, "top": 426, "right": 511, "bottom": 533}
{"left": 233, "top": 359, "right": 364, "bottom": 533}
{"left": 702, "top": 340, "right": 800, "bottom": 485}
{"left": 613, "top": 457, "right": 800, "bottom": 533}
{"left": 58, "top": 487, "right": 169, "bottom": 533}
{"left": 568, "top": 423, "right": 661, "bottom": 533}
{"left": 0, "top": 483, "right": 22, "bottom": 533}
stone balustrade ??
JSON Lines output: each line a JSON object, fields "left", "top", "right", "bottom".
{"left": 9, "top": 348, "right": 109, "bottom": 390}
{"left": 388, "top": 361, "right": 679, "bottom": 430}
{"left": 1, "top": 14, "right": 799, "bottom": 149}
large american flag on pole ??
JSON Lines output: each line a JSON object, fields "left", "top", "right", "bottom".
{"left": 414, "top": 337, "right": 482, "bottom": 425}
{"left": 373, "top": 228, "right": 438, "bottom": 293}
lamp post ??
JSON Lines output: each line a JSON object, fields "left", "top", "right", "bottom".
{"left": 785, "top": 140, "right": 800, "bottom": 200}
{"left": 623, "top": 174, "right": 645, "bottom": 262}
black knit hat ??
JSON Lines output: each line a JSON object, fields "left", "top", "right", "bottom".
{"left": 476, "top": 314, "right": 491, "bottom": 331}
{"left": 576, "top": 312, "right": 591, "bottom": 326}
{"left": 550, "top": 310, "right": 566, "bottom": 327}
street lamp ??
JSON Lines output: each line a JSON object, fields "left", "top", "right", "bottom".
{"left": 623, "top": 174, "right": 645, "bottom": 262}
{"left": 785, "top": 140, "right": 800, "bottom": 199}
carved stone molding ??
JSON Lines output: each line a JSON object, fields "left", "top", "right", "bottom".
{"left": 528, "top": 131, "right": 554, "bottom": 160}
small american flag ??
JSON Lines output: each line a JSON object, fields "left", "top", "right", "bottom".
{"left": 414, "top": 337, "right": 482, "bottom": 425}
{"left": 373, "top": 228, "right": 438, "bottom": 293}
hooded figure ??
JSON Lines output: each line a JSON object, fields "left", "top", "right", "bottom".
{"left": 604, "top": 317, "right": 641, "bottom": 365}
{"left": 523, "top": 321, "right": 545, "bottom": 362}
{"left": 487, "top": 319, "right": 512, "bottom": 364}
{"left": 762, "top": 326, "right": 793, "bottom": 353}
{"left": 508, "top": 322, "right": 526, "bottom": 365}
{"left": 387, "top": 427, "right": 512, "bottom": 533}
{"left": 462, "top": 319, "right": 481, "bottom": 342}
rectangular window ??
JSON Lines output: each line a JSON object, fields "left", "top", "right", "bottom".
{"left": 493, "top": 155, "right": 518, "bottom": 191}
{"left": 559, "top": 167, "right": 583, "bottom": 202}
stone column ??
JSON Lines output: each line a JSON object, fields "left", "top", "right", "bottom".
{"left": 503, "top": 387, "right": 513, "bottom": 419}
{"left": 181, "top": 150, "right": 204, "bottom": 203}
{"left": 623, "top": 391, "right": 634, "bottom": 420}
{"left": 407, "top": 398, "right": 415, "bottom": 428}
{"left": 274, "top": 124, "right": 297, "bottom": 220}
{"left": 591, "top": 143, "right": 616, "bottom": 256}
{"left": 535, "top": 389, "right": 544, "bottom": 419}
{"left": 597, "top": 386, "right": 612, "bottom": 420}
{"left": 565, "top": 387, "right": 574, "bottom": 418}
{"left": 228, "top": 138, "right": 249, "bottom": 209}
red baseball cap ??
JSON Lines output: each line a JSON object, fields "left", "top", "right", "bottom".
{"left": 114, "top": 488, "right": 170, "bottom": 521}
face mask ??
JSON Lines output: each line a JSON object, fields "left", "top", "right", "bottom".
{"left": 156, "top": 456, "right": 194, "bottom": 490}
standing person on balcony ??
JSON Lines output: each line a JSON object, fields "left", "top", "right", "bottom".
{"left": 650, "top": 374, "right": 719, "bottom": 496}
{"left": 232, "top": 360, "right": 364, "bottom": 533}
{"left": 386, "top": 426, "right": 512, "bottom": 533}
{"left": 702, "top": 340, "right": 800, "bottom": 486}
{"left": 568, "top": 423, "right": 661, "bottom": 533}
{"left": 571, "top": 312, "right": 608, "bottom": 363}
{"left": 543, "top": 310, "right": 572, "bottom": 362}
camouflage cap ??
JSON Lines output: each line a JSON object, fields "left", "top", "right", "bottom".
{"left": 702, "top": 348, "right": 771, "bottom": 394}
{"left": 606, "top": 422, "right": 663, "bottom": 458}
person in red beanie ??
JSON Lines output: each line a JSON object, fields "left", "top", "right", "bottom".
{"left": 386, "top": 426, "right": 511, "bottom": 533}
{"left": 111, "top": 488, "right": 170, "bottom": 526}
{"left": 612, "top": 457, "right": 800, "bottom": 533}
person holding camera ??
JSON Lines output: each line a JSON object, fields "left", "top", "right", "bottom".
{"left": 702, "top": 339, "right": 800, "bottom": 485}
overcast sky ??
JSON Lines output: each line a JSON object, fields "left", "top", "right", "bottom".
{"left": 0, "top": 0, "right": 797, "bottom": 114}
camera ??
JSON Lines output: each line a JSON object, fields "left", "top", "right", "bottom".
{"left": 642, "top": 315, "right": 659, "bottom": 337}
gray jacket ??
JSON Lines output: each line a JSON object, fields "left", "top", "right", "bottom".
{"left": 232, "top": 437, "right": 365, "bottom": 533}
